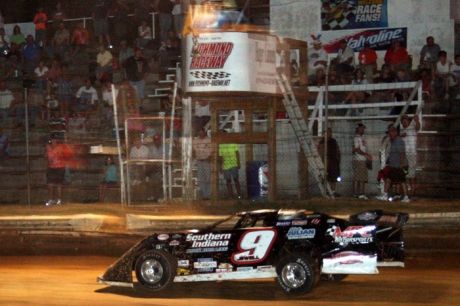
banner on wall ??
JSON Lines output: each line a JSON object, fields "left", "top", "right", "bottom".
{"left": 321, "top": 0, "right": 388, "bottom": 31}
{"left": 312, "top": 28, "right": 407, "bottom": 53}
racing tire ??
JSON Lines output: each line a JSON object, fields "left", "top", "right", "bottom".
{"left": 135, "top": 249, "right": 177, "bottom": 291}
{"left": 276, "top": 254, "right": 317, "bottom": 295}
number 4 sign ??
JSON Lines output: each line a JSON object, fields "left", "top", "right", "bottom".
{"left": 231, "top": 229, "right": 277, "bottom": 265}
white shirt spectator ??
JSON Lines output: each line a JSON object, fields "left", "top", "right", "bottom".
{"left": 76, "top": 85, "right": 98, "bottom": 105}
{"left": 0, "top": 89, "right": 14, "bottom": 109}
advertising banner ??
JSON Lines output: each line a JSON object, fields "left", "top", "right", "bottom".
{"left": 321, "top": 0, "right": 388, "bottom": 31}
{"left": 184, "top": 32, "right": 278, "bottom": 94}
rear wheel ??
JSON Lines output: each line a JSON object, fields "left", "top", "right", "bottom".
{"left": 276, "top": 254, "right": 316, "bottom": 295}
{"left": 135, "top": 250, "right": 177, "bottom": 291}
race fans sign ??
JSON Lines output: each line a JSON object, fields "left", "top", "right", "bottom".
{"left": 184, "top": 32, "right": 278, "bottom": 94}
{"left": 321, "top": 0, "right": 388, "bottom": 31}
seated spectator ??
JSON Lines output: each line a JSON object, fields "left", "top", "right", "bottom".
{"left": 384, "top": 39, "right": 409, "bottom": 75}
{"left": 95, "top": 44, "right": 113, "bottom": 83}
{"left": 118, "top": 40, "right": 133, "bottom": 67}
{"left": 332, "top": 39, "right": 355, "bottom": 74}
{"left": 16, "top": 87, "right": 44, "bottom": 128}
{"left": 0, "top": 127, "right": 9, "bottom": 158}
{"left": 3, "top": 42, "right": 22, "bottom": 78}
{"left": 390, "top": 68, "right": 411, "bottom": 114}
{"left": 434, "top": 50, "right": 455, "bottom": 100}
{"left": 136, "top": 20, "right": 152, "bottom": 49}
{"left": 70, "top": 22, "right": 89, "bottom": 60}
{"left": 158, "top": 38, "right": 180, "bottom": 68}
{"left": 55, "top": 64, "right": 74, "bottom": 118}
{"left": 10, "top": 25, "right": 26, "bottom": 51}
{"left": 33, "top": 60, "right": 49, "bottom": 94}
{"left": 307, "top": 39, "right": 328, "bottom": 80}
{"left": 343, "top": 68, "right": 370, "bottom": 116}
{"left": 68, "top": 111, "right": 86, "bottom": 143}
{"left": 451, "top": 54, "right": 460, "bottom": 99}
{"left": 51, "top": 22, "right": 70, "bottom": 62}
{"left": 375, "top": 64, "right": 395, "bottom": 102}
{"left": 47, "top": 59, "right": 62, "bottom": 96}
{"left": 74, "top": 78, "right": 98, "bottom": 118}
{"left": 418, "top": 68, "right": 432, "bottom": 101}
{"left": 125, "top": 103, "right": 144, "bottom": 134}
{"left": 0, "top": 27, "right": 10, "bottom": 54}
{"left": 45, "top": 91, "right": 59, "bottom": 122}
{"left": 21, "top": 35, "right": 42, "bottom": 77}
{"left": 0, "top": 80, "right": 15, "bottom": 126}
{"left": 98, "top": 156, "right": 117, "bottom": 202}
{"left": 358, "top": 41, "right": 377, "bottom": 82}
{"left": 419, "top": 36, "right": 441, "bottom": 80}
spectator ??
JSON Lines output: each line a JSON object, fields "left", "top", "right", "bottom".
{"left": 68, "top": 111, "right": 86, "bottom": 143}
{"left": 10, "top": 25, "right": 26, "bottom": 51}
{"left": 358, "top": 41, "right": 377, "bottom": 82}
{"left": 46, "top": 92, "right": 59, "bottom": 122}
{"left": 193, "top": 128, "right": 211, "bottom": 200}
{"left": 45, "top": 134, "right": 68, "bottom": 206}
{"left": 451, "top": 54, "right": 460, "bottom": 99}
{"left": 353, "top": 123, "right": 372, "bottom": 200}
{"left": 92, "top": 0, "right": 112, "bottom": 47}
{"left": 95, "top": 44, "right": 113, "bottom": 84}
{"left": 418, "top": 68, "right": 432, "bottom": 101}
{"left": 98, "top": 156, "right": 117, "bottom": 202}
{"left": 51, "top": 22, "right": 70, "bottom": 62}
{"left": 48, "top": 111, "right": 67, "bottom": 142}
{"left": 375, "top": 64, "right": 394, "bottom": 102}
{"left": 134, "top": 0, "right": 154, "bottom": 30}
{"left": 55, "top": 64, "right": 73, "bottom": 117}
{"left": 123, "top": 47, "right": 149, "bottom": 101}
{"left": 343, "top": 68, "right": 370, "bottom": 116}
{"left": 47, "top": 59, "right": 62, "bottom": 96}
{"left": 118, "top": 40, "right": 134, "bottom": 67}
{"left": 112, "top": 0, "right": 130, "bottom": 45}
{"left": 154, "top": 0, "right": 174, "bottom": 44}
{"left": 21, "top": 35, "right": 42, "bottom": 77}
{"left": 3, "top": 42, "right": 22, "bottom": 78}
{"left": 102, "top": 81, "right": 118, "bottom": 124}
{"left": 33, "top": 60, "right": 49, "bottom": 94}
{"left": 129, "top": 137, "right": 149, "bottom": 185}
{"left": 146, "top": 133, "right": 170, "bottom": 201}
{"left": 307, "top": 39, "right": 328, "bottom": 82}
{"left": 0, "top": 27, "right": 10, "bottom": 54}
{"left": 158, "top": 37, "right": 180, "bottom": 68}
{"left": 125, "top": 102, "right": 144, "bottom": 134}
{"left": 219, "top": 141, "right": 242, "bottom": 199}
{"left": 0, "top": 80, "right": 15, "bottom": 126}
{"left": 70, "top": 22, "right": 89, "bottom": 60}
{"left": 384, "top": 39, "right": 409, "bottom": 75}
{"left": 317, "top": 127, "right": 341, "bottom": 196}
{"left": 33, "top": 6, "right": 48, "bottom": 48}
{"left": 400, "top": 114, "right": 420, "bottom": 200}
{"left": 16, "top": 87, "right": 44, "bottom": 128}
{"left": 434, "top": 50, "right": 455, "bottom": 100}
{"left": 419, "top": 36, "right": 441, "bottom": 80}
{"left": 136, "top": 20, "right": 152, "bottom": 49}
{"left": 75, "top": 78, "right": 98, "bottom": 117}
{"left": 0, "top": 127, "right": 9, "bottom": 158}
{"left": 376, "top": 125, "right": 410, "bottom": 202}
{"left": 333, "top": 38, "right": 355, "bottom": 74}
{"left": 172, "top": 0, "right": 183, "bottom": 38}
{"left": 390, "top": 69, "right": 411, "bottom": 108}
{"left": 51, "top": 2, "right": 67, "bottom": 29}
{"left": 193, "top": 99, "right": 210, "bottom": 136}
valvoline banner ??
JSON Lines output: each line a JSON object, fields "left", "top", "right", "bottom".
{"left": 321, "top": 0, "right": 388, "bottom": 31}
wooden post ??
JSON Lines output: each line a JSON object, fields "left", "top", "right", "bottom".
{"left": 268, "top": 97, "right": 277, "bottom": 201}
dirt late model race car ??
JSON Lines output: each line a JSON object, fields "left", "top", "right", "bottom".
{"left": 98, "top": 209, "right": 408, "bottom": 295}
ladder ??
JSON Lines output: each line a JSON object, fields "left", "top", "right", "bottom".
{"left": 277, "top": 73, "right": 334, "bottom": 198}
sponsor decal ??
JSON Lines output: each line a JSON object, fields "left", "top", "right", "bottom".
{"left": 310, "top": 219, "right": 321, "bottom": 225}
{"left": 186, "top": 232, "right": 231, "bottom": 253}
{"left": 276, "top": 221, "right": 291, "bottom": 227}
{"left": 331, "top": 225, "right": 375, "bottom": 244}
{"left": 237, "top": 267, "right": 253, "bottom": 272}
{"left": 194, "top": 258, "right": 217, "bottom": 272}
{"left": 379, "top": 215, "right": 398, "bottom": 223}
{"left": 305, "top": 214, "right": 322, "bottom": 218}
{"left": 169, "top": 240, "right": 180, "bottom": 246}
{"left": 218, "top": 263, "right": 233, "bottom": 269}
{"left": 171, "top": 234, "right": 182, "bottom": 239}
{"left": 358, "top": 212, "right": 378, "bottom": 221}
{"left": 178, "top": 260, "right": 189, "bottom": 267}
{"left": 286, "top": 227, "right": 316, "bottom": 240}
{"left": 291, "top": 220, "right": 308, "bottom": 226}
{"left": 216, "top": 268, "right": 233, "bottom": 273}
{"left": 322, "top": 251, "right": 378, "bottom": 274}
{"left": 157, "top": 234, "right": 169, "bottom": 241}
{"left": 257, "top": 265, "right": 273, "bottom": 272}
{"left": 327, "top": 218, "right": 336, "bottom": 223}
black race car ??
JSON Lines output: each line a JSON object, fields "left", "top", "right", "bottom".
{"left": 98, "top": 209, "right": 408, "bottom": 295}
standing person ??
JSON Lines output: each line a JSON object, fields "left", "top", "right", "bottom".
{"left": 45, "top": 135, "right": 67, "bottom": 206}
{"left": 0, "top": 80, "right": 15, "bottom": 126}
{"left": 0, "top": 127, "right": 10, "bottom": 158}
{"left": 33, "top": 6, "right": 48, "bottom": 48}
{"left": 400, "top": 114, "right": 420, "bottom": 200}
{"left": 193, "top": 128, "right": 211, "bottom": 200}
{"left": 358, "top": 41, "right": 378, "bottom": 82}
{"left": 51, "top": 2, "right": 67, "bottom": 29}
{"left": 307, "top": 39, "right": 328, "bottom": 82}
{"left": 219, "top": 141, "right": 242, "bottom": 199}
{"left": 92, "top": 0, "right": 112, "bottom": 47}
{"left": 99, "top": 156, "right": 117, "bottom": 202}
{"left": 154, "top": 0, "right": 174, "bottom": 44}
{"left": 123, "top": 48, "right": 149, "bottom": 101}
{"left": 70, "top": 22, "right": 89, "bottom": 59}
{"left": 172, "top": 0, "right": 183, "bottom": 38}
{"left": 419, "top": 36, "right": 441, "bottom": 80}
{"left": 333, "top": 39, "right": 355, "bottom": 74}
{"left": 317, "top": 128, "right": 341, "bottom": 197}
{"left": 353, "top": 123, "right": 372, "bottom": 200}
{"left": 376, "top": 125, "right": 410, "bottom": 202}
{"left": 95, "top": 44, "right": 113, "bottom": 84}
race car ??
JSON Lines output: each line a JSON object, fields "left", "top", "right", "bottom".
{"left": 97, "top": 209, "right": 408, "bottom": 295}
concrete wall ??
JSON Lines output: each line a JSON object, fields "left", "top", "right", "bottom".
{"left": 271, "top": 0, "right": 455, "bottom": 65}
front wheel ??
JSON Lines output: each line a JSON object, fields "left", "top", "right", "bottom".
{"left": 135, "top": 249, "right": 177, "bottom": 291}
{"left": 276, "top": 254, "right": 316, "bottom": 295}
